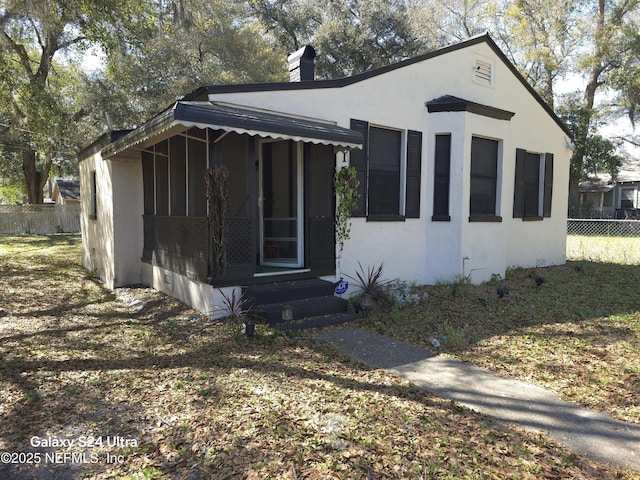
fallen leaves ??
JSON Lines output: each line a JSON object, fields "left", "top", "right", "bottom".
{"left": 0, "top": 235, "right": 638, "bottom": 479}
{"left": 360, "top": 261, "right": 640, "bottom": 426}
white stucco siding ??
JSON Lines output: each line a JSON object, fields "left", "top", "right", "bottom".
{"left": 80, "top": 152, "right": 145, "bottom": 289}
{"left": 111, "top": 158, "right": 144, "bottom": 287}
{"left": 207, "top": 39, "right": 570, "bottom": 285}
{"left": 423, "top": 112, "right": 465, "bottom": 283}
{"left": 142, "top": 263, "right": 238, "bottom": 318}
{"left": 496, "top": 59, "right": 571, "bottom": 273}
{"left": 338, "top": 218, "right": 428, "bottom": 291}
{"left": 79, "top": 151, "right": 116, "bottom": 288}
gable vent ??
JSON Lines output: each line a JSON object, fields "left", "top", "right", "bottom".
{"left": 473, "top": 58, "right": 493, "bottom": 86}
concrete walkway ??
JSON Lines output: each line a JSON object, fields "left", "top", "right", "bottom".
{"left": 315, "top": 327, "right": 640, "bottom": 471}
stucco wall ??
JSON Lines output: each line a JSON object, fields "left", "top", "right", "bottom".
{"left": 80, "top": 152, "right": 145, "bottom": 289}
{"left": 207, "top": 39, "right": 571, "bottom": 287}
{"left": 142, "top": 262, "right": 240, "bottom": 319}
{"left": 83, "top": 36, "right": 571, "bottom": 317}
{"left": 111, "top": 158, "right": 144, "bottom": 287}
{"left": 79, "top": 150, "right": 116, "bottom": 288}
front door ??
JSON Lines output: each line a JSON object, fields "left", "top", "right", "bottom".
{"left": 259, "top": 140, "right": 304, "bottom": 268}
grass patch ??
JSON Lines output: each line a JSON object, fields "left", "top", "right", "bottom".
{"left": 567, "top": 234, "right": 640, "bottom": 264}
{"left": 0, "top": 235, "right": 637, "bottom": 479}
{"left": 360, "top": 260, "right": 640, "bottom": 425}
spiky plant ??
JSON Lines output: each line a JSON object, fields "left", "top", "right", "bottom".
{"left": 345, "top": 261, "right": 394, "bottom": 300}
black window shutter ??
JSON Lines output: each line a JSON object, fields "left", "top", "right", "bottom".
{"left": 543, "top": 153, "right": 554, "bottom": 217}
{"left": 349, "top": 119, "right": 369, "bottom": 217}
{"left": 405, "top": 130, "right": 422, "bottom": 218}
{"left": 513, "top": 148, "right": 525, "bottom": 218}
{"left": 433, "top": 134, "right": 451, "bottom": 219}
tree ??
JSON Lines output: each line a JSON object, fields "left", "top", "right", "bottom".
{"left": 0, "top": 0, "right": 151, "bottom": 203}
{"left": 494, "top": 0, "right": 583, "bottom": 108}
{"left": 410, "top": 0, "right": 496, "bottom": 44}
{"left": 560, "top": 0, "right": 640, "bottom": 204}
{"left": 93, "top": 0, "right": 287, "bottom": 131}
{"left": 557, "top": 91, "right": 623, "bottom": 210}
{"left": 250, "top": 0, "right": 433, "bottom": 79}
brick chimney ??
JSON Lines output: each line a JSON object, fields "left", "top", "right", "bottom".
{"left": 288, "top": 45, "right": 316, "bottom": 82}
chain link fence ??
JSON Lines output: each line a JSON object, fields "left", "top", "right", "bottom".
{"left": 567, "top": 218, "right": 640, "bottom": 264}
{"left": 567, "top": 218, "right": 640, "bottom": 237}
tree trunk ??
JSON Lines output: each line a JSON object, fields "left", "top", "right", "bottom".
{"left": 568, "top": 0, "right": 606, "bottom": 213}
{"left": 22, "top": 149, "right": 50, "bottom": 204}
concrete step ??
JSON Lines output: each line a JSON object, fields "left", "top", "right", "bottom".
{"left": 254, "top": 295, "right": 349, "bottom": 324}
{"left": 244, "top": 278, "right": 335, "bottom": 307}
{"left": 271, "top": 312, "right": 359, "bottom": 331}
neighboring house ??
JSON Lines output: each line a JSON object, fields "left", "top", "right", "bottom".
{"left": 79, "top": 33, "right": 572, "bottom": 316}
{"left": 578, "top": 169, "right": 640, "bottom": 218}
{"left": 51, "top": 179, "right": 81, "bottom": 205}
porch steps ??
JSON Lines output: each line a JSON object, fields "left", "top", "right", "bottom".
{"left": 243, "top": 279, "right": 359, "bottom": 330}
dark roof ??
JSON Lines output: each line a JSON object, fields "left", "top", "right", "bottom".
{"left": 102, "top": 101, "right": 363, "bottom": 158}
{"left": 184, "top": 33, "right": 572, "bottom": 138}
{"left": 426, "top": 95, "right": 515, "bottom": 121}
{"left": 54, "top": 179, "right": 80, "bottom": 200}
{"left": 174, "top": 102, "right": 362, "bottom": 146}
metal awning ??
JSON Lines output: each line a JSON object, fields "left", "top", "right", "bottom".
{"left": 103, "top": 101, "right": 363, "bottom": 158}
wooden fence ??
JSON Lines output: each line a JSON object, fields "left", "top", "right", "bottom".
{"left": 0, "top": 204, "right": 81, "bottom": 234}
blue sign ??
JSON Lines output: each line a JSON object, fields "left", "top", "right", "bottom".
{"left": 334, "top": 279, "right": 349, "bottom": 295}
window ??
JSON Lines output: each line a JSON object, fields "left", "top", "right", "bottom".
{"left": 513, "top": 149, "right": 554, "bottom": 219}
{"left": 470, "top": 136, "right": 500, "bottom": 220}
{"left": 350, "top": 119, "right": 422, "bottom": 220}
{"left": 620, "top": 187, "right": 636, "bottom": 209}
{"left": 90, "top": 171, "right": 97, "bottom": 219}
{"left": 369, "top": 126, "right": 401, "bottom": 216}
{"left": 432, "top": 134, "right": 451, "bottom": 220}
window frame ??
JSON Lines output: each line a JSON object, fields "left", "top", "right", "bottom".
{"left": 89, "top": 171, "right": 97, "bottom": 220}
{"left": 513, "top": 148, "right": 554, "bottom": 220}
{"left": 367, "top": 125, "right": 403, "bottom": 219}
{"left": 620, "top": 187, "right": 636, "bottom": 209}
{"left": 349, "top": 119, "right": 422, "bottom": 221}
{"left": 469, "top": 136, "right": 502, "bottom": 222}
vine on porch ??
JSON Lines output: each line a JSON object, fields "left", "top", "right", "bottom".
{"left": 334, "top": 165, "right": 359, "bottom": 262}
{"left": 206, "top": 165, "right": 230, "bottom": 281}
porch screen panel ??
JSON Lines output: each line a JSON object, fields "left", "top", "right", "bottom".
{"left": 170, "top": 135, "right": 186, "bottom": 216}
{"left": 155, "top": 155, "right": 169, "bottom": 215}
{"left": 188, "top": 137, "right": 207, "bottom": 217}
{"left": 220, "top": 133, "right": 249, "bottom": 217}
{"left": 218, "top": 133, "right": 254, "bottom": 282}
{"left": 142, "top": 151, "right": 154, "bottom": 215}
{"left": 306, "top": 144, "right": 336, "bottom": 275}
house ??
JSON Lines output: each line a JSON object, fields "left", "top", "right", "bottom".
{"left": 50, "top": 179, "right": 81, "bottom": 205}
{"left": 578, "top": 168, "right": 640, "bottom": 218}
{"left": 79, "top": 33, "right": 572, "bottom": 317}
